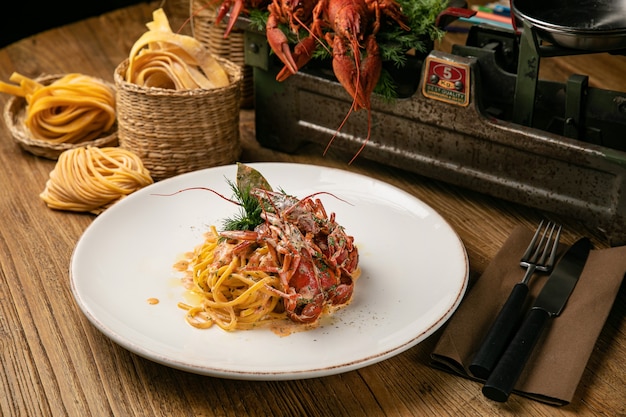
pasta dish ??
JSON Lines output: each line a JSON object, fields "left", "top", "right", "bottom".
{"left": 174, "top": 163, "right": 360, "bottom": 332}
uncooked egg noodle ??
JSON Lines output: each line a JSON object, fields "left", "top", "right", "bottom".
{"left": 40, "top": 146, "right": 153, "bottom": 214}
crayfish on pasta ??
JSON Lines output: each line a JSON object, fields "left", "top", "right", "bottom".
{"left": 170, "top": 163, "right": 360, "bottom": 328}
{"left": 221, "top": 187, "right": 359, "bottom": 323}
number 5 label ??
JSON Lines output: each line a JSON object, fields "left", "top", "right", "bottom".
{"left": 422, "top": 55, "right": 471, "bottom": 107}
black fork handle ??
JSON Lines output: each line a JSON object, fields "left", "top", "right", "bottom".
{"left": 469, "top": 283, "right": 529, "bottom": 379}
{"left": 482, "top": 308, "right": 551, "bottom": 402}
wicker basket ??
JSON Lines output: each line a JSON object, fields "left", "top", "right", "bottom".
{"left": 3, "top": 74, "right": 118, "bottom": 160}
{"left": 114, "top": 57, "right": 243, "bottom": 181}
{"left": 190, "top": 0, "right": 254, "bottom": 108}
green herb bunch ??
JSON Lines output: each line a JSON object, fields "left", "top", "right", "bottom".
{"left": 222, "top": 180, "right": 264, "bottom": 232}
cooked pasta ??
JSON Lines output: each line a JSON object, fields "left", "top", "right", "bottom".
{"left": 40, "top": 146, "right": 153, "bottom": 213}
{"left": 0, "top": 72, "right": 116, "bottom": 143}
{"left": 178, "top": 226, "right": 285, "bottom": 331}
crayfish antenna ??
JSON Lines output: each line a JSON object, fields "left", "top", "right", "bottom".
{"left": 324, "top": 53, "right": 368, "bottom": 164}
{"left": 347, "top": 36, "right": 381, "bottom": 164}
{"left": 323, "top": 101, "right": 371, "bottom": 165}
{"left": 348, "top": 106, "right": 371, "bottom": 165}
{"left": 349, "top": 58, "right": 368, "bottom": 166}
{"left": 151, "top": 187, "right": 242, "bottom": 205}
{"left": 323, "top": 99, "right": 357, "bottom": 157}
{"left": 324, "top": 37, "right": 360, "bottom": 158}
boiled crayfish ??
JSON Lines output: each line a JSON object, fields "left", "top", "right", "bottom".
{"left": 209, "top": 0, "right": 410, "bottom": 163}
{"left": 267, "top": 0, "right": 410, "bottom": 162}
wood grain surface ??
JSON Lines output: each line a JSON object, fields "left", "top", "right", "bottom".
{"left": 0, "top": 2, "right": 624, "bottom": 416}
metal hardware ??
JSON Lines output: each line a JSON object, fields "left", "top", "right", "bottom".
{"left": 242, "top": 22, "right": 626, "bottom": 245}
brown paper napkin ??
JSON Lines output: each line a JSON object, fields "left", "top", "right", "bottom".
{"left": 430, "top": 226, "right": 626, "bottom": 406}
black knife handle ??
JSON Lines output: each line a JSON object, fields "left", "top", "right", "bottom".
{"left": 482, "top": 308, "right": 551, "bottom": 402}
{"left": 469, "top": 282, "right": 529, "bottom": 379}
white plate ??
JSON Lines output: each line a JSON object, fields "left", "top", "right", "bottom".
{"left": 70, "top": 163, "right": 468, "bottom": 380}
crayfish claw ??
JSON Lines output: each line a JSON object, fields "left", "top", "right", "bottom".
{"left": 214, "top": 0, "right": 244, "bottom": 38}
{"left": 266, "top": 16, "right": 300, "bottom": 74}
{"left": 280, "top": 44, "right": 300, "bottom": 74}
{"left": 276, "top": 36, "right": 318, "bottom": 81}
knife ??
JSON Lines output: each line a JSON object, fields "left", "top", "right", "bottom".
{"left": 482, "top": 237, "right": 592, "bottom": 402}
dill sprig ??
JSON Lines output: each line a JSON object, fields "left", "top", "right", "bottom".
{"left": 373, "top": 70, "right": 398, "bottom": 103}
{"left": 247, "top": 9, "right": 268, "bottom": 31}
{"left": 222, "top": 180, "right": 264, "bottom": 232}
{"left": 381, "top": 0, "right": 448, "bottom": 55}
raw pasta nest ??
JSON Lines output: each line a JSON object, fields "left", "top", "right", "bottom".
{"left": 0, "top": 72, "right": 116, "bottom": 144}
{"left": 40, "top": 146, "right": 154, "bottom": 214}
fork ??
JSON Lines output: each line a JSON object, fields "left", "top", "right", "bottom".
{"left": 469, "top": 221, "right": 562, "bottom": 379}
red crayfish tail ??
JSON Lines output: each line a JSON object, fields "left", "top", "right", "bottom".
{"left": 327, "top": 280, "right": 355, "bottom": 306}
{"left": 357, "top": 36, "right": 382, "bottom": 110}
{"left": 330, "top": 38, "right": 360, "bottom": 107}
{"left": 286, "top": 293, "right": 325, "bottom": 323}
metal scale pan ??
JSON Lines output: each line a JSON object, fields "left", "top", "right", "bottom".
{"left": 511, "top": 0, "right": 626, "bottom": 51}
{"left": 510, "top": 0, "right": 626, "bottom": 128}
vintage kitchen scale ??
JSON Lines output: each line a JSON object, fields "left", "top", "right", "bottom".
{"left": 237, "top": 0, "right": 626, "bottom": 244}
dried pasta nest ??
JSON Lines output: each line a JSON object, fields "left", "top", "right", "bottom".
{"left": 114, "top": 57, "right": 243, "bottom": 181}
{"left": 3, "top": 74, "right": 118, "bottom": 160}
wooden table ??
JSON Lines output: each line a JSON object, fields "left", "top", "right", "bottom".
{"left": 1, "top": 3, "right": 624, "bottom": 416}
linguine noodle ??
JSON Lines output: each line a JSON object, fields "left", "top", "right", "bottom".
{"left": 178, "top": 226, "right": 285, "bottom": 331}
